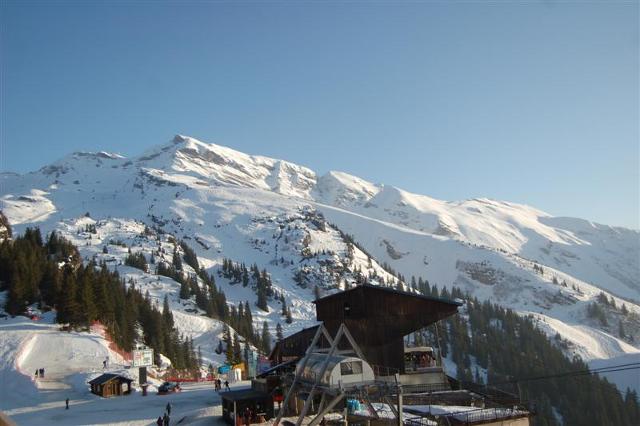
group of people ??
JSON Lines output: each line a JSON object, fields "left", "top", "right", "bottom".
{"left": 156, "top": 402, "right": 172, "bottom": 426}
{"left": 34, "top": 368, "right": 45, "bottom": 379}
{"left": 214, "top": 378, "right": 230, "bottom": 392}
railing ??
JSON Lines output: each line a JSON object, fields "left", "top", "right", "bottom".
{"left": 403, "top": 405, "right": 532, "bottom": 426}
{"left": 402, "top": 382, "right": 451, "bottom": 394}
{"left": 462, "top": 407, "right": 529, "bottom": 423}
{"left": 371, "top": 364, "right": 400, "bottom": 378}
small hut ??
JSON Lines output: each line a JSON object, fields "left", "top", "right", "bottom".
{"left": 88, "top": 373, "right": 133, "bottom": 398}
{"left": 221, "top": 389, "right": 274, "bottom": 425}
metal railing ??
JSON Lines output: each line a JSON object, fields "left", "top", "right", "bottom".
{"left": 371, "top": 364, "right": 400, "bottom": 378}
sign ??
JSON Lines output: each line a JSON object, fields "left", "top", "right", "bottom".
{"left": 132, "top": 348, "right": 154, "bottom": 367}
{"left": 218, "top": 365, "right": 231, "bottom": 374}
{"left": 257, "top": 356, "right": 271, "bottom": 374}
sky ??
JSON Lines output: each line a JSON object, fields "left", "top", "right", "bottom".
{"left": 0, "top": 1, "right": 638, "bottom": 228}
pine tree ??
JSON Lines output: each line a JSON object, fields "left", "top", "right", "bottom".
{"left": 256, "top": 287, "right": 268, "bottom": 312}
{"left": 162, "top": 295, "right": 174, "bottom": 329}
{"left": 179, "top": 279, "right": 190, "bottom": 299}
{"left": 172, "top": 246, "right": 182, "bottom": 271}
{"left": 618, "top": 320, "right": 626, "bottom": 339}
{"left": 261, "top": 321, "right": 271, "bottom": 354}
{"left": 233, "top": 332, "right": 242, "bottom": 364}
{"left": 223, "top": 324, "right": 233, "bottom": 363}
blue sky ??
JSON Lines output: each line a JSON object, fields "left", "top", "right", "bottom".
{"left": 1, "top": 1, "right": 638, "bottom": 228}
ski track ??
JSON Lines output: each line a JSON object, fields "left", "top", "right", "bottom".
{"left": 1, "top": 135, "right": 639, "bottom": 421}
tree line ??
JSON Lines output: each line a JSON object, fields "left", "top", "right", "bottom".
{"left": 0, "top": 227, "right": 198, "bottom": 369}
{"left": 412, "top": 281, "right": 639, "bottom": 426}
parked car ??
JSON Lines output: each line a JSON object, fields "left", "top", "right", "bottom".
{"left": 157, "top": 382, "right": 180, "bottom": 394}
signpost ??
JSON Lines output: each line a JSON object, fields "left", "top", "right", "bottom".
{"left": 132, "top": 348, "right": 154, "bottom": 367}
{"left": 132, "top": 347, "right": 153, "bottom": 396}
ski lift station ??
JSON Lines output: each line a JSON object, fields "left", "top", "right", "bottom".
{"left": 232, "top": 284, "right": 533, "bottom": 426}
{"left": 299, "top": 353, "right": 375, "bottom": 388}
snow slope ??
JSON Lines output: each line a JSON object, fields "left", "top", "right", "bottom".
{"left": 1, "top": 134, "right": 638, "bottom": 402}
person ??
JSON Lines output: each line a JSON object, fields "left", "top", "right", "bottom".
{"left": 163, "top": 412, "right": 170, "bottom": 426}
{"left": 39, "top": 368, "right": 44, "bottom": 378}
{"left": 35, "top": 369, "right": 38, "bottom": 379}
{"left": 156, "top": 416, "right": 163, "bottom": 426}
{"left": 217, "top": 379, "right": 222, "bottom": 391}
{"left": 243, "top": 406, "right": 252, "bottom": 426}
{"left": 103, "top": 359, "right": 107, "bottom": 369}
{"left": 65, "top": 398, "right": 69, "bottom": 410}
{"left": 166, "top": 402, "right": 172, "bottom": 415}
{"left": 224, "top": 380, "right": 230, "bottom": 391}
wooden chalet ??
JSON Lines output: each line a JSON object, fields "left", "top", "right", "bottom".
{"left": 88, "top": 373, "right": 133, "bottom": 398}
{"left": 221, "top": 388, "right": 274, "bottom": 425}
{"left": 270, "top": 284, "right": 461, "bottom": 373}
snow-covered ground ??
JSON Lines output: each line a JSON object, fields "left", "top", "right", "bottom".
{"left": 1, "top": 134, "right": 639, "bottom": 418}
{"left": 589, "top": 352, "right": 640, "bottom": 394}
{"left": 0, "top": 311, "right": 243, "bottom": 425}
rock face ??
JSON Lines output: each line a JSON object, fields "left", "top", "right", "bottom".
{"left": 1, "top": 134, "right": 639, "bottom": 364}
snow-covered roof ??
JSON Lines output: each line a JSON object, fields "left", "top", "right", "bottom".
{"left": 88, "top": 373, "right": 133, "bottom": 385}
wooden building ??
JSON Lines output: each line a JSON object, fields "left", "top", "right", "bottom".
{"left": 269, "top": 325, "right": 322, "bottom": 366}
{"left": 88, "top": 373, "right": 133, "bottom": 398}
{"left": 221, "top": 389, "right": 274, "bottom": 425}
{"left": 271, "top": 284, "right": 461, "bottom": 373}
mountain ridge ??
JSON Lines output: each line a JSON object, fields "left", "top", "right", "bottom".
{"left": 1, "top": 135, "right": 638, "bottom": 374}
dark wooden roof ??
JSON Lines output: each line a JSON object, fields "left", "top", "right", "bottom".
{"left": 315, "top": 284, "right": 461, "bottom": 343}
{"left": 221, "top": 388, "right": 271, "bottom": 402}
{"left": 314, "top": 283, "right": 462, "bottom": 307}
{"left": 88, "top": 373, "right": 133, "bottom": 385}
{"left": 314, "top": 284, "right": 461, "bottom": 371}
{"left": 268, "top": 324, "right": 322, "bottom": 362}
{"left": 270, "top": 284, "right": 461, "bottom": 372}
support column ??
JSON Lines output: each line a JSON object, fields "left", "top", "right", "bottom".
{"left": 395, "top": 374, "right": 403, "bottom": 426}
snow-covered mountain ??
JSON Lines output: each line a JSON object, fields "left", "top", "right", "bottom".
{"left": 2, "top": 135, "right": 639, "bottom": 371}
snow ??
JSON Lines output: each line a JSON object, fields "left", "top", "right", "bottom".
{"left": 589, "top": 352, "right": 640, "bottom": 394}
{"left": 1, "top": 134, "right": 639, "bottom": 419}
{"left": 405, "top": 404, "right": 528, "bottom": 422}
{"left": 0, "top": 306, "right": 247, "bottom": 425}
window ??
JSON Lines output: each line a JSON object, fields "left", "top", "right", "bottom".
{"left": 340, "top": 361, "right": 363, "bottom": 375}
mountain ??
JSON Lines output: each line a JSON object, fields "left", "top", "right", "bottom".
{"left": 1, "top": 134, "right": 638, "bottom": 374}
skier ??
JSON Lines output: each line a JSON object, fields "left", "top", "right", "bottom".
{"left": 156, "top": 416, "right": 163, "bottom": 426}
{"left": 224, "top": 380, "right": 230, "bottom": 391}
{"left": 65, "top": 398, "right": 69, "bottom": 410}
{"left": 39, "top": 368, "right": 45, "bottom": 378}
{"left": 166, "top": 402, "right": 172, "bottom": 415}
{"left": 35, "top": 369, "right": 38, "bottom": 379}
{"left": 163, "top": 412, "right": 170, "bottom": 426}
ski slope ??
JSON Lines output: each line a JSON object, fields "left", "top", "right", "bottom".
{"left": 1, "top": 134, "right": 638, "bottom": 409}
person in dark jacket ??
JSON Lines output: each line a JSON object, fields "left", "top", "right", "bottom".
{"left": 166, "top": 402, "right": 171, "bottom": 415}
{"left": 163, "top": 412, "right": 170, "bottom": 426}
{"left": 224, "top": 380, "right": 230, "bottom": 391}
{"left": 156, "top": 416, "right": 163, "bottom": 426}
{"left": 243, "top": 406, "right": 252, "bottom": 426}
{"left": 65, "top": 398, "right": 69, "bottom": 410}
